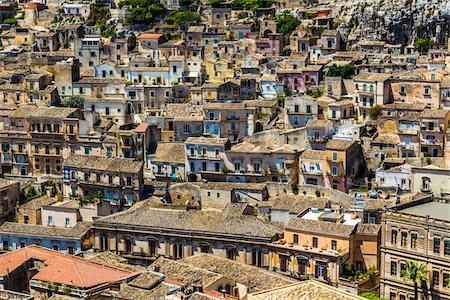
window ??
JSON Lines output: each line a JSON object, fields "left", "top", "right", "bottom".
{"left": 293, "top": 234, "right": 299, "bottom": 244}
{"left": 411, "top": 233, "right": 417, "bottom": 249}
{"left": 434, "top": 238, "right": 440, "bottom": 253}
{"left": 149, "top": 240, "right": 157, "bottom": 256}
{"left": 391, "top": 261, "right": 397, "bottom": 276}
{"left": 400, "top": 263, "right": 406, "bottom": 277}
{"left": 226, "top": 247, "right": 235, "bottom": 260}
{"left": 280, "top": 255, "right": 288, "bottom": 272}
{"left": 332, "top": 152, "right": 338, "bottom": 161}
{"left": 401, "top": 232, "right": 407, "bottom": 247}
{"left": 444, "top": 240, "right": 450, "bottom": 256}
{"left": 68, "top": 247, "right": 74, "bottom": 255}
{"left": 312, "top": 237, "right": 318, "bottom": 248}
{"left": 400, "top": 86, "right": 405, "bottom": 94}
{"left": 53, "top": 245, "right": 59, "bottom": 251}
{"left": 390, "top": 292, "right": 396, "bottom": 300}
{"left": 423, "top": 85, "right": 430, "bottom": 96}
{"left": 96, "top": 174, "right": 101, "bottom": 182}
{"left": 444, "top": 273, "right": 450, "bottom": 289}
{"left": 200, "top": 244, "right": 210, "bottom": 253}
{"left": 48, "top": 216, "right": 53, "bottom": 226}
{"left": 294, "top": 105, "right": 299, "bottom": 113}
{"left": 24, "top": 215, "right": 29, "bottom": 224}
{"left": 126, "top": 177, "right": 132, "bottom": 186}
{"left": 331, "top": 240, "right": 337, "bottom": 250}
{"left": 85, "top": 147, "right": 91, "bottom": 155}
{"left": 391, "top": 230, "right": 397, "bottom": 244}
{"left": 306, "top": 105, "right": 311, "bottom": 113}
{"left": 332, "top": 166, "right": 338, "bottom": 176}
{"left": 65, "top": 218, "right": 70, "bottom": 227}
{"left": 2, "top": 240, "right": 8, "bottom": 250}
{"left": 433, "top": 270, "right": 440, "bottom": 287}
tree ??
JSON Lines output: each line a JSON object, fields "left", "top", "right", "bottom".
{"left": 369, "top": 104, "right": 383, "bottom": 120}
{"left": 360, "top": 292, "right": 388, "bottom": 300}
{"left": 415, "top": 37, "right": 433, "bottom": 55}
{"left": 275, "top": 11, "right": 300, "bottom": 36}
{"left": 209, "top": 0, "right": 221, "bottom": 7}
{"left": 119, "top": 0, "right": 165, "bottom": 24}
{"left": 3, "top": 18, "right": 17, "bottom": 25}
{"left": 63, "top": 95, "right": 85, "bottom": 109}
{"left": 401, "top": 261, "right": 428, "bottom": 300}
{"left": 326, "top": 64, "right": 356, "bottom": 79}
{"left": 166, "top": 10, "right": 200, "bottom": 27}
{"left": 231, "top": 0, "right": 273, "bottom": 11}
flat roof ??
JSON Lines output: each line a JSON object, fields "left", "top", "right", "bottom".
{"left": 400, "top": 201, "right": 450, "bottom": 221}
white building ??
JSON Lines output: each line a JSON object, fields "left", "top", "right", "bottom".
{"left": 375, "top": 163, "right": 412, "bottom": 191}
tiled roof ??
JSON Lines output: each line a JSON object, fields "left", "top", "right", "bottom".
{"left": 286, "top": 218, "right": 357, "bottom": 238}
{"left": 19, "top": 195, "right": 56, "bottom": 210}
{"left": 306, "top": 120, "right": 331, "bottom": 128}
{"left": 185, "top": 137, "right": 229, "bottom": 145}
{"left": 0, "top": 246, "right": 139, "bottom": 288}
{"left": 64, "top": 154, "right": 142, "bottom": 173}
{"left": 128, "top": 271, "right": 165, "bottom": 289}
{"left": 86, "top": 251, "right": 144, "bottom": 272}
{"left": 271, "top": 194, "right": 354, "bottom": 214}
{"left": 0, "top": 221, "right": 92, "bottom": 239}
{"left": 300, "top": 149, "right": 326, "bottom": 160}
{"left": 150, "top": 257, "right": 222, "bottom": 287}
{"left": 356, "top": 223, "right": 381, "bottom": 235}
{"left": 201, "top": 182, "right": 267, "bottom": 191}
{"left": 354, "top": 72, "right": 392, "bottom": 82}
{"left": 419, "top": 109, "right": 449, "bottom": 119}
{"left": 10, "top": 106, "right": 78, "bottom": 119}
{"left": 325, "top": 139, "right": 354, "bottom": 150}
{"left": 249, "top": 280, "right": 365, "bottom": 300}
{"left": 179, "top": 254, "right": 297, "bottom": 293}
{"left": 94, "top": 202, "right": 282, "bottom": 239}
{"left": 151, "top": 143, "right": 186, "bottom": 164}
{"left": 138, "top": 33, "right": 163, "bottom": 39}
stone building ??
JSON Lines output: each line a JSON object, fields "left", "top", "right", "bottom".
{"left": 380, "top": 197, "right": 450, "bottom": 300}
{"left": 0, "top": 179, "right": 19, "bottom": 222}
{"left": 63, "top": 154, "right": 144, "bottom": 207}
{"left": 92, "top": 201, "right": 282, "bottom": 267}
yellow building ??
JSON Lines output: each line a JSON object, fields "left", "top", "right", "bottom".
{"left": 269, "top": 209, "right": 380, "bottom": 287}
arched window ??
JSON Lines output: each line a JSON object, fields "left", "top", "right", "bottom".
{"left": 226, "top": 246, "right": 236, "bottom": 260}
{"left": 225, "top": 284, "right": 231, "bottom": 294}
{"left": 148, "top": 239, "right": 157, "bottom": 256}
{"left": 99, "top": 236, "right": 108, "bottom": 251}
{"left": 125, "top": 239, "right": 132, "bottom": 254}
{"left": 46, "top": 166, "right": 50, "bottom": 174}
{"left": 126, "top": 102, "right": 133, "bottom": 114}
{"left": 20, "top": 166, "right": 27, "bottom": 176}
{"left": 173, "top": 243, "right": 183, "bottom": 259}
{"left": 251, "top": 249, "right": 263, "bottom": 267}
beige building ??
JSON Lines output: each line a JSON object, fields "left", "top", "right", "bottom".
{"left": 92, "top": 201, "right": 281, "bottom": 267}
{"left": 17, "top": 195, "right": 56, "bottom": 225}
{"left": 411, "top": 165, "right": 450, "bottom": 197}
{"left": 0, "top": 179, "right": 20, "bottom": 222}
{"left": 380, "top": 197, "right": 450, "bottom": 300}
{"left": 0, "top": 106, "right": 86, "bottom": 177}
{"left": 269, "top": 208, "right": 380, "bottom": 286}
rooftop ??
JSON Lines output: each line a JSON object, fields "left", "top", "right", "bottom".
{"left": 0, "top": 246, "right": 139, "bottom": 288}
{"left": 64, "top": 154, "right": 142, "bottom": 174}
{"left": 151, "top": 143, "right": 186, "bottom": 164}
{"left": 179, "top": 254, "right": 297, "bottom": 293}
{"left": 248, "top": 280, "right": 364, "bottom": 300}
{"left": 0, "top": 221, "right": 92, "bottom": 239}
{"left": 94, "top": 202, "right": 282, "bottom": 239}
{"left": 399, "top": 201, "right": 450, "bottom": 221}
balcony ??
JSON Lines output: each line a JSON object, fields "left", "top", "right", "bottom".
{"left": 300, "top": 168, "right": 323, "bottom": 176}
{"left": 419, "top": 138, "right": 442, "bottom": 146}
{"left": 226, "top": 116, "right": 240, "bottom": 121}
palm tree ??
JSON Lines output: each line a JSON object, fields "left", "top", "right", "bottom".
{"left": 401, "top": 261, "right": 428, "bottom": 300}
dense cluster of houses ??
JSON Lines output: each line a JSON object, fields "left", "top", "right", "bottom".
{"left": 0, "top": 0, "right": 449, "bottom": 299}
